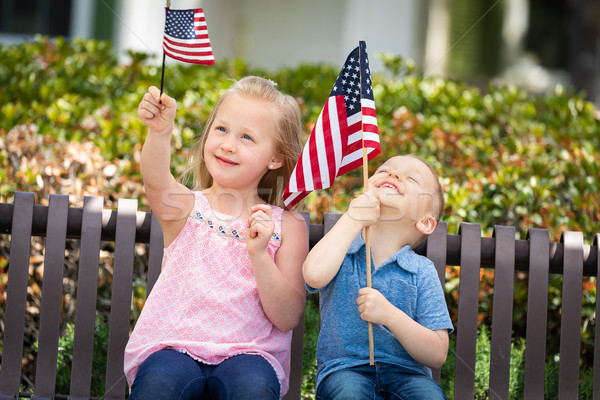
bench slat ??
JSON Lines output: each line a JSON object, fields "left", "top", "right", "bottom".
{"left": 283, "top": 212, "right": 310, "bottom": 400}
{"left": 104, "top": 199, "right": 138, "bottom": 399}
{"left": 32, "top": 195, "right": 69, "bottom": 399}
{"left": 145, "top": 213, "right": 163, "bottom": 296}
{"left": 558, "top": 231, "right": 584, "bottom": 399}
{"left": 453, "top": 223, "right": 481, "bottom": 400}
{"left": 323, "top": 212, "right": 341, "bottom": 235}
{"left": 0, "top": 192, "right": 35, "bottom": 398}
{"left": 523, "top": 228, "right": 550, "bottom": 397}
{"left": 593, "top": 234, "right": 600, "bottom": 400}
{"left": 68, "top": 196, "right": 103, "bottom": 400}
{"left": 426, "top": 221, "right": 448, "bottom": 384}
{"left": 488, "top": 225, "right": 515, "bottom": 400}
{"left": 285, "top": 313, "right": 305, "bottom": 400}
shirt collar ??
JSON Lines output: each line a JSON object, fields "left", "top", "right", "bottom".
{"left": 348, "top": 233, "right": 419, "bottom": 274}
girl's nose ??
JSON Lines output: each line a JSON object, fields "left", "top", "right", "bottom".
{"left": 220, "top": 135, "right": 236, "bottom": 153}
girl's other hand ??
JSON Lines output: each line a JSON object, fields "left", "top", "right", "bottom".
{"left": 246, "top": 204, "right": 275, "bottom": 257}
{"left": 137, "top": 86, "right": 177, "bottom": 134}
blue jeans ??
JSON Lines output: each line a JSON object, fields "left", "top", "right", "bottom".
{"left": 128, "top": 349, "right": 280, "bottom": 400}
{"left": 316, "top": 363, "right": 447, "bottom": 400}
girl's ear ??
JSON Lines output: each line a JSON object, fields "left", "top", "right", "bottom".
{"left": 269, "top": 154, "right": 284, "bottom": 170}
{"left": 416, "top": 214, "right": 437, "bottom": 235}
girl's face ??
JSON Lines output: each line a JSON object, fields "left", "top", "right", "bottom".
{"left": 204, "top": 93, "right": 282, "bottom": 193}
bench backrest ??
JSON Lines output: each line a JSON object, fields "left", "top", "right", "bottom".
{"left": 0, "top": 192, "right": 305, "bottom": 400}
{"left": 1, "top": 192, "right": 599, "bottom": 399}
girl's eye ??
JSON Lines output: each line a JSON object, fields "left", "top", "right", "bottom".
{"left": 241, "top": 134, "right": 253, "bottom": 141}
{"left": 216, "top": 126, "right": 227, "bottom": 133}
{"left": 376, "top": 169, "right": 387, "bottom": 174}
{"left": 408, "top": 176, "right": 418, "bottom": 183}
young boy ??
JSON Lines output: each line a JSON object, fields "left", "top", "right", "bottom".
{"left": 303, "top": 155, "right": 453, "bottom": 400}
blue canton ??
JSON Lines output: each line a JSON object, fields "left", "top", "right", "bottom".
{"left": 330, "top": 41, "right": 373, "bottom": 119}
{"left": 165, "top": 9, "right": 196, "bottom": 40}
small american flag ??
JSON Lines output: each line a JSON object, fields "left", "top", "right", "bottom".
{"left": 282, "top": 41, "right": 380, "bottom": 209}
{"left": 163, "top": 8, "right": 215, "bottom": 65}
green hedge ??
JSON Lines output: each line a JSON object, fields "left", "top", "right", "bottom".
{"left": 2, "top": 36, "right": 598, "bottom": 240}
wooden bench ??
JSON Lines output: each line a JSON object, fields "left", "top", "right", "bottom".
{"left": 0, "top": 192, "right": 599, "bottom": 399}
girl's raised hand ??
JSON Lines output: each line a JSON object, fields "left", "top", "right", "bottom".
{"left": 246, "top": 204, "right": 275, "bottom": 257}
{"left": 137, "top": 86, "right": 177, "bottom": 134}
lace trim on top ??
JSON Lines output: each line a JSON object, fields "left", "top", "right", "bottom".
{"left": 189, "top": 210, "right": 282, "bottom": 242}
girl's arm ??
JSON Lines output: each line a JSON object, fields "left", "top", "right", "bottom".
{"left": 302, "top": 192, "right": 379, "bottom": 289}
{"left": 138, "top": 86, "right": 194, "bottom": 246}
{"left": 247, "top": 207, "right": 308, "bottom": 332}
{"left": 356, "top": 287, "right": 449, "bottom": 368}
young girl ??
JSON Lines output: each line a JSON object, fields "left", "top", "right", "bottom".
{"left": 124, "top": 77, "right": 309, "bottom": 400}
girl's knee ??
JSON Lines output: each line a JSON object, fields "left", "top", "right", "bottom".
{"left": 209, "top": 354, "right": 280, "bottom": 399}
{"left": 129, "top": 350, "right": 206, "bottom": 400}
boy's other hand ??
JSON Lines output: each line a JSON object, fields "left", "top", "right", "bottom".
{"left": 347, "top": 192, "right": 380, "bottom": 227}
{"left": 356, "top": 287, "right": 392, "bottom": 326}
{"left": 137, "top": 86, "right": 177, "bottom": 133}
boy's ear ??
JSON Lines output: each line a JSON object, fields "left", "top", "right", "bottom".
{"left": 416, "top": 214, "right": 437, "bottom": 235}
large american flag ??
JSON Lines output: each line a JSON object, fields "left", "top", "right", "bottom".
{"left": 163, "top": 8, "right": 215, "bottom": 65}
{"left": 282, "top": 41, "right": 380, "bottom": 209}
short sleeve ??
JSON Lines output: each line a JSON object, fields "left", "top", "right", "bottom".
{"left": 415, "top": 262, "right": 454, "bottom": 334}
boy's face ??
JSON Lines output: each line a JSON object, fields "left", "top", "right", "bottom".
{"left": 368, "top": 156, "right": 439, "bottom": 222}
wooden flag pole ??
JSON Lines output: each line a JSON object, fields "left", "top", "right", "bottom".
{"left": 359, "top": 43, "right": 375, "bottom": 366}
{"left": 363, "top": 146, "right": 375, "bottom": 366}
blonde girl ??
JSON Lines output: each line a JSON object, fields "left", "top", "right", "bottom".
{"left": 125, "top": 77, "right": 308, "bottom": 400}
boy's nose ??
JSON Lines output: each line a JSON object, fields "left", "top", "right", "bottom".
{"left": 387, "top": 171, "right": 400, "bottom": 180}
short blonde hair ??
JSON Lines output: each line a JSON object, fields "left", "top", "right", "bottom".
{"left": 183, "top": 76, "right": 304, "bottom": 209}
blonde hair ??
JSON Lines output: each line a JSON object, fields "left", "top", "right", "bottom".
{"left": 183, "top": 76, "right": 304, "bottom": 209}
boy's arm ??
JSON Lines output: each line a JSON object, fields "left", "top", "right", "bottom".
{"left": 303, "top": 192, "right": 379, "bottom": 289}
{"left": 138, "top": 86, "right": 194, "bottom": 246}
{"left": 357, "top": 287, "right": 449, "bottom": 369}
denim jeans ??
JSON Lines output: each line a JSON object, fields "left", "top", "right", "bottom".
{"left": 316, "top": 363, "right": 447, "bottom": 400}
{"left": 128, "top": 349, "right": 280, "bottom": 400}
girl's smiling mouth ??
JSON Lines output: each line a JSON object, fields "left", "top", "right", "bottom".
{"left": 215, "top": 155, "right": 239, "bottom": 166}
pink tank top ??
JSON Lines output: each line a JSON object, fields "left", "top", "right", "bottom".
{"left": 124, "top": 191, "right": 291, "bottom": 396}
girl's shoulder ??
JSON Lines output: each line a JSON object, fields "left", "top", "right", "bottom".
{"left": 278, "top": 208, "right": 308, "bottom": 241}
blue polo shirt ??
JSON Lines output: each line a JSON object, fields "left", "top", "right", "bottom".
{"left": 308, "top": 233, "right": 454, "bottom": 389}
